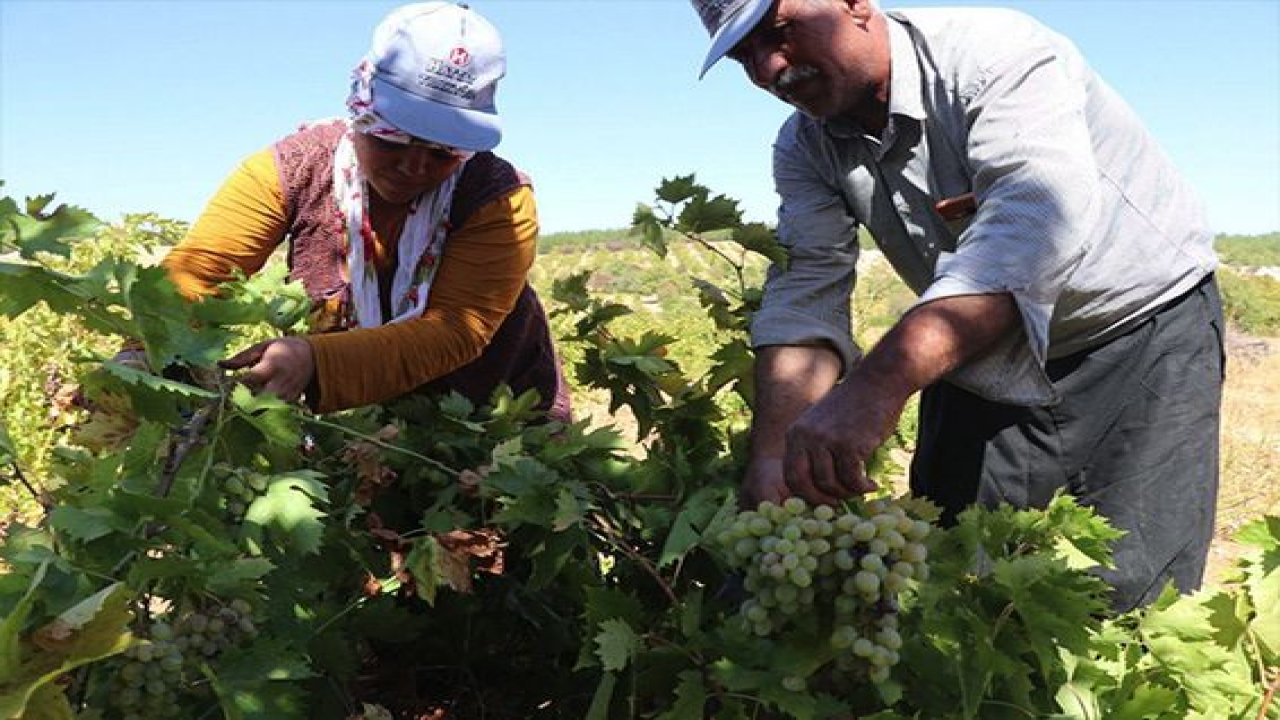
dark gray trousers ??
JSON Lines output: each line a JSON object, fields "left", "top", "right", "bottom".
{"left": 910, "top": 275, "right": 1225, "bottom": 612}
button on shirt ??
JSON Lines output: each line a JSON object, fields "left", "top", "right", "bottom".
{"left": 753, "top": 7, "right": 1216, "bottom": 405}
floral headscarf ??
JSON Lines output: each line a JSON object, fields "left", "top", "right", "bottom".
{"left": 331, "top": 59, "right": 467, "bottom": 328}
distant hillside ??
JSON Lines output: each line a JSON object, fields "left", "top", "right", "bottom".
{"left": 541, "top": 229, "right": 1280, "bottom": 266}
{"left": 1217, "top": 232, "right": 1280, "bottom": 267}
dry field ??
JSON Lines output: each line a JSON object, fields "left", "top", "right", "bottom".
{"left": 1207, "top": 333, "right": 1280, "bottom": 583}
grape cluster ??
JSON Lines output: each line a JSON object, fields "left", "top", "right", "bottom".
{"left": 718, "top": 496, "right": 932, "bottom": 687}
{"left": 220, "top": 469, "right": 269, "bottom": 522}
{"left": 107, "top": 598, "right": 258, "bottom": 719}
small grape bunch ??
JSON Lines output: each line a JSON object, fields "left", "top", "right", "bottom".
{"left": 107, "top": 618, "right": 186, "bottom": 720}
{"left": 220, "top": 468, "right": 269, "bottom": 523}
{"left": 105, "top": 598, "right": 260, "bottom": 719}
{"left": 717, "top": 495, "right": 933, "bottom": 687}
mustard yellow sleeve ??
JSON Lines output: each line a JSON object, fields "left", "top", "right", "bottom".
{"left": 306, "top": 184, "right": 538, "bottom": 413}
{"left": 162, "top": 149, "right": 288, "bottom": 298}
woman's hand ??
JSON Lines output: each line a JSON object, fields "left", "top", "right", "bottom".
{"left": 220, "top": 337, "right": 315, "bottom": 403}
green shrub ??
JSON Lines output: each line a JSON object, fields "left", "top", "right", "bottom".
{"left": 1218, "top": 267, "right": 1280, "bottom": 335}
{"left": 1216, "top": 232, "right": 1280, "bottom": 266}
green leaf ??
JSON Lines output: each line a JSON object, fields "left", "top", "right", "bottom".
{"left": 0, "top": 583, "right": 133, "bottom": 720}
{"left": 1234, "top": 515, "right": 1280, "bottom": 552}
{"left": 96, "top": 361, "right": 216, "bottom": 424}
{"left": 732, "top": 222, "right": 788, "bottom": 268}
{"left": 655, "top": 669, "right": 707, "bottom": 720}
{"left": 676, "top": 191, "right": 742, "bottom": 234}
{"left": 47, "top": 506, "right": 124, "bottom": 544}
{"left": 595, "top": 618, "right": 641, "bottom": 672}
{"left": 242, "top": 471, "right": 329, "bottom": 555}
{"left": 659, "top": 486, "right": 722, "bottom": 568}
{"left": 228, "top": 385, "right": 302, "bottom": 448}
{"left": 552, "top": 484, "right": 588, "bottom": 532}
{"left": 0, "top": 562, "right": 46, "bottom": 681}
{"left": 404, "top": 536, "right": 442, "bottom": 606}
{"left": 0, "top": 192, "right": 99, "bottom": 259}
{"left": 14, "top": 682, "right": 74, "bottom": 720}
{"left": 655, "top": 175, "right": 701, "bottom": 204}
{"left": 207, "top": 558, "right": 277, "bottom": 595}
{"left": 631, "top": 203, "right": 668, "bottom": 258}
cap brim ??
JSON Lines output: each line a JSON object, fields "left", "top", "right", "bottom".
{"left": 371, "top": 76, "right": 502, "bottom": 152}
{"left": 699, "top": 0, "right": 773, "bottom": 78}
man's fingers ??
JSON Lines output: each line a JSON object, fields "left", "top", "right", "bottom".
{"left": 784, "top": 447, "right": 842, "bottom": 506}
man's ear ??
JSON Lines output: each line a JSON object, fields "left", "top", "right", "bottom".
{"left": 840, "top": 0, "right": 875, "bottom": 23}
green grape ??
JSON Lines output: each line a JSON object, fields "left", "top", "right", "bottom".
{"left": 813, "top": 504, "right": 836, "bottom": 522}
{"left": 877, "top": 628, "right": 903, "bottom": 650}
{"left": 783, "top": 497, "right": 806, "bottom": 515}
{"left": 902, "top": 543, "right": 928, "bottom": 564}
{"left": 853, "top": 570, "right": 880, "bottom": 595}
{"left": 850, "top": 521, "right": 877, "bottom": 542}
{"left": 860, "top": 553, "right": 885, "bottom": 573}
{"left": 748, "top": 516, "right": 773, "bottom": 537}
{"left": 831, "top": 625, "right": 857, "bottom": 649}
{"left": 781, "top": 675, "right": 807, "bottom": 692}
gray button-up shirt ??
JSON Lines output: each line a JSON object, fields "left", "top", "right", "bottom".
{"left": 752, "top": 7, "right": 1216, "bottom": 405}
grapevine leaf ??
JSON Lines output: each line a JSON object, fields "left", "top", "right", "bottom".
{"left": 207, "top": 558, "right": 277, "bottom": 595}
{"left": 97, "top": 361, "right": 216, "bottom": 423}
{"left": 0, "top": 194, "right": 99, "bottom": 259}
{"left": 242, "top": 471, "right": 329, "bottom": 555}
{"left": 1055, "top": 681, "right": 1100, "bottom": 719}
{"left": 0, "top": 562, "right": 46, "bottom": 681}
{"left": 405, "top": 536, "right": 443, "bottom": 605}
{"left": 631, "top": 203, "right": 668, "bottom": 258}
{"left": 13, "top": 682, "right": 74, "bottom": 720}
{"left": 732, "top": 221, "right": 789, "bottom": 268}
{"left": 595, "top": 618, "right": 640, "bottom": 672}
{"left": 552, "top": 483, "right": 588, "bottom": 532}
{"left": 654, "top": 669, "right": 707, "bottom": 720}
{"left": 0, "top": 262, "right": 97, "bottom": 321}
{"left": 659, "top": 486, "right": 722, "bottom": 568}
{"left": 46, "top": 506, "right": 124, "bottom": 544}
{"left": 228, "top": 385, "right": 302, "bottom": 448}
{"left": 193, "top": 263, "right": 311, "bottom": 332}
{"left": 0, "top": 583, "right": 133, "bottom": 719}
{"left": 1245, "top": 565, "right": 1280, "bottom": 656}
{"left": 676, "top": 191, "right": 741, "bottom": 234}
{"left": 655, "top": 175, "right": 701, "bottom": 204}
{"left": 1234, "top": 515, "right": 1280, "bottom": 552}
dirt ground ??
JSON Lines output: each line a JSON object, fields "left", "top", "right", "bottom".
{"left": 1205, "top": 332, "right": 1280, "bottom": 585}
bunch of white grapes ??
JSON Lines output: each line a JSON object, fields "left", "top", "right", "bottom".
{"left": 106, "top": 598, "right": 258, "bottom": 719}
{"left": 718, "top": 496, "right": 932, "bottom": 687}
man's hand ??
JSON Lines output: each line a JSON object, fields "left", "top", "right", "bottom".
{"left": 740, "top": 457, "right": 791, "bottom": 509}
{"left": 220, "top": 337, "right": 315, "bottom": 403}
{"left": 780, "top": 292, "right": 1020, "bottom": 505}
{"left": 783, "top": 376, "right": 896, "bottom": 504}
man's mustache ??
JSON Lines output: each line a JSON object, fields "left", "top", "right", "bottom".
{"left": 772, "top": 65, "right": 820, "bottom": 99}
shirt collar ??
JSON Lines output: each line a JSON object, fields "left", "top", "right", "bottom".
{"left": 824, "top": 15, "right": 927, "bottom": 141}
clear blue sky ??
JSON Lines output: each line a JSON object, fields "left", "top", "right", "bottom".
{"left": 2, "top": 0, "right": 1277, "bottom": 235}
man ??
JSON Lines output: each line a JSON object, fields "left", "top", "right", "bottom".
{"left": 690, "top": 0, "right": 1223, "bottom": 610}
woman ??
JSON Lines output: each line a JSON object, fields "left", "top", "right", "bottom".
{"left": 162, "top": 2, "right": 569, "bottom": 421}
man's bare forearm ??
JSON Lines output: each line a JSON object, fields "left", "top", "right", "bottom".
{"left": 750, "top": 344, "right": 844, "bottom": 461}
{"left": 851, "top": 292, "right": 1019, "bottom": 402}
